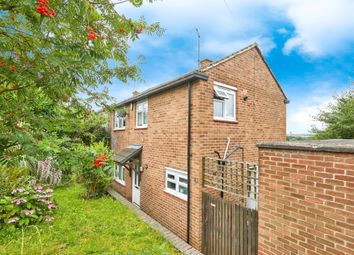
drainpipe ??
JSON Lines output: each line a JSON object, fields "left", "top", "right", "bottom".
{"left": 187, "top": 81, "right": 192, "bottom": 244}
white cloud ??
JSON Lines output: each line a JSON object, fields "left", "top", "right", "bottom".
{"left": 117, "top": 0, "right": 275, "bottom": 58}
{"left": 118, "top": 0, "right": 354, "bottom": 58}
{"left": 286, "top": 81, "right": 348, "bottom": 134}
{"left": 267, "top": 0, "right": 354, "bottom": 57}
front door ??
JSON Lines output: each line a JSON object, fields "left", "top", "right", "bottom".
{"left": 132, "top": 164, "right": 141, "bottom": 206}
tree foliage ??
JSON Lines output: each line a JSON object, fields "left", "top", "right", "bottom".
{"left": 311, "top": 88, "right": 354, "bottom": 139}
{"left": 0, "top": 0, "right": 163, "bottom": 169}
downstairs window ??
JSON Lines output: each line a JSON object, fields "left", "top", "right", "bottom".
{"left": 164, "top": 167, "right": 188, "bottom": 201}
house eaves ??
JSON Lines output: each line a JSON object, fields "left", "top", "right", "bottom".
{"left": 116, "top": 71, "right": 208, "bottom": 108}
{"left": 200, "top": 43, "right": 288, "bottom": 101}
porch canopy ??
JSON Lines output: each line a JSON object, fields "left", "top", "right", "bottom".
{"left": 114, "top": 144, "right": 142, "bottom": 165}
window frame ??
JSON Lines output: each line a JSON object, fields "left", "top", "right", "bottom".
{"left": 164, "top": 167, "right": 188, "bottom": 201}
{"left": 136, "top": 100, "right": 148, "bottom": 128}
{"left": 213, "top": 82, "right": 237, "bottom": 122}
{"left": 114, "top": 163, "right": 126, "bottom": 186}
{"left": 114, "top": 111, "right": 126, "bottom": 130}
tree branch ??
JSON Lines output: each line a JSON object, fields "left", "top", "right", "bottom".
{"left": 0, "top": 86, "right": 28, "bottom": 95}
{"left": 0, "top": 5, "right": 16, "bottom": 11}
{"left": 88, "top": 0, "right": 129, "bottom": 6}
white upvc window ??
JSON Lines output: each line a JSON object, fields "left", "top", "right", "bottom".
{"left": 213, "top": 82, "right": 237, "bottom": 121}
{"left": 136, "top": 100, "right": 148, "bottom": 128}
{"left": 164, "top": 167, "right": 188, "bottom": 201}
{"left": 114, "top": 163, "right": 125, "bottom": 185}
{"left": 114, "top": 111, "right": 126, "bottom": 130}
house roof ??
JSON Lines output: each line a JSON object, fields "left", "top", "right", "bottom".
{"left": 114, "top": 144, "right": 142, "bottom": 164}
{"left": 115, "top": 43, "right": 287, "bottom": 108}
{"left": 116, "top": 71, "right": 208, "bottom": 107}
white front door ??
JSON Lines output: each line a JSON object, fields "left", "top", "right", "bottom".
{"left": 132, "top": 165, "right": 141, "bottom": 206}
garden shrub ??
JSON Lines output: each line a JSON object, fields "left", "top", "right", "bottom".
{"left": 77, "top": 142, "right": 113, "bottom": 199}
{"left": 0, "top": 182, "right": 56, "bottom": 228}
{"left": 0, "top": 164, "right": 30, "bottom": 198}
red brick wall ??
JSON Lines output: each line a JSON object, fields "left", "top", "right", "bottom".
{"left": 110, "top": 84, "right": 189, "bottom": 240}
{"left": 110, "top": 45, "right": 287, "bottom": 250}
{"left": 258, "top": 148, "right": 354, "bottom": 255}
{"left": 188, "top": 47, "right": 287, "bottom": 249}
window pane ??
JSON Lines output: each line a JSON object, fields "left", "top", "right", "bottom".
{"left": 214, "top": 99, "right": 224, "bottom": 117}
{"left": 119, "top": 167, "right": 125, "bottom": 181}
{"left": 114, "top": 113, "right": 119, "bottom": 128}
{"left": 225, "top": 93, "right": 234, "bottom": 118}
{"left": 137, "top": 112, "right": 143, "bottom": 126}
{"left": 167, "top": 181, "right": 176, "bottom": 190}
{"left": 214, "top": 88, "right": 229, "bottom": 99}
{"left": 179, "top": 185, "right": 187, "bottom": 195}
{"left": 179, "top": 177, "right": 187, "bottom": 184}
{"left": 167, "top": 174, "right": 175, "bottom": 180}
{"left": 143, "top": 111, "right": 148, "bottom": 125}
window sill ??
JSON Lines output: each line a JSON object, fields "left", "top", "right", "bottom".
{"left": 113, "top": 128, "right": 126, "bottom": 131}
{"left": 213, "top": 118, "right": 238, "bottom": 124}
{"left": 164, "top": 189, "right": 188, "bottom": 201}
{"left": 135, "top": 126, "right": 148, "bottom": 130}
{"left": 114, "top": 179, "right": 126, "bottom": 186}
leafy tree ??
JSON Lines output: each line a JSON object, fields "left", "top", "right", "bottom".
{"left": 311, "top": 88, "right": 354, "bottom": 139}
{"left": 0, "top": 0, "right": 163, "bottom": 165}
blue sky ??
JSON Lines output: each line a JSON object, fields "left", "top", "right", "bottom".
{"left": 109, "top": 0, "right": 354, "bottom": 134}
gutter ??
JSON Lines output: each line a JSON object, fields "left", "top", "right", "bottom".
{"left": 116, "top": 72, "right": 208, "bottom": 108}
{"left": 187, "top": 81, "right": 192, "bottom": 244}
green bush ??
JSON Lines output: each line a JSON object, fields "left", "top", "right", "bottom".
{"left": 0, "top": 183, "right": 56, "bottom": 228}
{"left": 0, "top": 164, "right": 30, "bottom": 198}
{"left": 77, "top": 142, "right": 113, "bottom": 199}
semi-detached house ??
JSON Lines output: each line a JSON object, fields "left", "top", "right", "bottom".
{"left": 109, "top": 43, "right": 287, "bottom": 250}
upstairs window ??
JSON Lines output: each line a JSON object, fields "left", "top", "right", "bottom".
{"left": 114, "top": 110, "right": 126, "bottom": 130}
{"left": 136, "top": 100, "right": 148, "bottom": 128}
{"left": 164, "top": 167, "right": 188, "bottom": 201}
{"left": 213, "top": 82, "right": 236, "bottom": 121}
{"left": 114, "top": 163, "right": 125, "bottom": 185}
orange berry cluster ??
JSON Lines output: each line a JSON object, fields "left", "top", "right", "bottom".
{"left": 0, "top": 61, "right": 16, "bottom": 72}
{"left": 36, "top": 0, "right": 56, "bottom": 17}
{"left": 87, "top": 27, "right": 105, "bottom": 41}
{"left": 87, "top": 27, "right": 98, "bottom": 40}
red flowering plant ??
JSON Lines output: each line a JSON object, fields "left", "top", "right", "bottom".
{"left": 77, "top": 142, "right": 113, "bottom": 199}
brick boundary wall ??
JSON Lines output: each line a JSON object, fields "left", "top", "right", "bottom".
{"left": 257, "top": 140, "right": 354, "bottom": 255}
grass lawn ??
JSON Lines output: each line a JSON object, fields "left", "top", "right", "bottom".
{"left": 0, "top": 185, "right": 180, "bottom": 255}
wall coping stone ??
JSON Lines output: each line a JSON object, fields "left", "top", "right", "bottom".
{"left": 257, "top": 139, "right": 354, "bottom": 153}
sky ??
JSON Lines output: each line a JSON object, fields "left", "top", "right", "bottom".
{"left": 109, "top": 0, "right": 354, "bottom": 134}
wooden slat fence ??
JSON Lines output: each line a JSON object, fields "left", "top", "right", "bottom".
{"left": 202, "top": 192, "right": 258, "bottom": 255}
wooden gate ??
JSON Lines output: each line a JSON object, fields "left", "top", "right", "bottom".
{"left": 202, "top": 192, "right": 258, "bottom": 255}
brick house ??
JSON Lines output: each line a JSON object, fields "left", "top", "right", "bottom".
{"left": 109, "top": 43, "right": 287, "bottom": 250}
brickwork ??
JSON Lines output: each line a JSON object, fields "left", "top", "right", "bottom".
{"left": 258, "top": 147, "right": 354, "bottom": 255}
{"left": 110, "top": 83, "right": 189, "bottom": 240}
{"left": 189, "top": 47, "right": 286, "bottom": 249}
{"left": 110, "top": 45, "right": 287, "bottom": 250}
